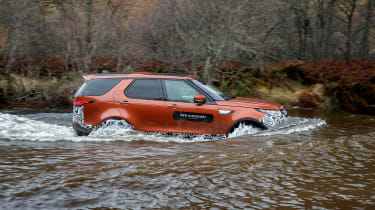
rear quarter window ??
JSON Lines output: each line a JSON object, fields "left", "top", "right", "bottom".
{"left": 75, "top": 78, "right": 123, "bottom": 96}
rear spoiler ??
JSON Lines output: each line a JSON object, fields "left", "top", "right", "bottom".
{"left": 83, "top": 74, "right": 96, "bottom": 81}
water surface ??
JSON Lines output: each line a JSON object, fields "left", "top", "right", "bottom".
{"left": 0, "top": 109, "right": 374, "bottom": 209}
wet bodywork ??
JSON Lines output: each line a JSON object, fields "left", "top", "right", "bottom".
{"left": 72, "top": 73, "right": 287, "bottom": 136}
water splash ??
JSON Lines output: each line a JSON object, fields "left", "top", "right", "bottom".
{"left": 0, "top": 113, "right": 74, "bottom": 141}
{"left": 90, "top": 119, "right": 134, "bottom": 137}
{"left": 227, "top": 117, "right": 326, "bottom": 138}
{"left": 257, "top": 117, "right": 326, "bottom": 136}
{"left": 0, "top": 112, "right": 326, "bottom": 142}
{"left": 0, "top": 113, "right": 216, "bottom": 143}
{"left": 227, "top": 123, "right": 261, "bottom": 138}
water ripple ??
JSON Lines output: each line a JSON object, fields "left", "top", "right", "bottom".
{"left": 0, "top": 111, "right": 374, "bottom": 208}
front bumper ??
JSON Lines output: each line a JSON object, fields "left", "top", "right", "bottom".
{"left": 259, "top": 108, "right": 288, "bottom": 128}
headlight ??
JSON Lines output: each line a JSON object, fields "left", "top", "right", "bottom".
{"left": 255, "top": 108, "right": 287, "bottom": 128}
{"left": 255, "top": 108, "right": 282, "bottom": 117}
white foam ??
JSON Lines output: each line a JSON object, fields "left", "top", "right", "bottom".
{"left": 257, "top": 117, "right": 326, "bottom": 136}
{"left": 228, "top": 117, "right": 326, "bottom": 138}
{"left": 0, "top": 113, "right": 216, "bottom": 143}
{"left": 0, "top": 113, "right": 75, "bottom": 141}
{"left": 0, "top": 113, "right": 326, "bottom": 142}
{"left": 228, "top": 123, "right": 261, "bottom": 138}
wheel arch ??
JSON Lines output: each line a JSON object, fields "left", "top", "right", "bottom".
{"left": 227, "top": 118, "right": 267, "bottom": 135}
{"left": 98, "top": 116, "right": 133, "bottom": 127}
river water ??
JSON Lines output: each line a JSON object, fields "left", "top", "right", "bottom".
{"left": 0, "top": 109, "right": 374, "bottom": 209}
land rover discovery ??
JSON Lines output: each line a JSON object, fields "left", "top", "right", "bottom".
{"left": 72, "top": 73, "right": 287, "bottom": 136}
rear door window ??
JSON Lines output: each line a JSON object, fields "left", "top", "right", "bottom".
{"left": 126, "top": 79, "right": 162, "bottom": 100}
{"left": 75, "top": 78, "right": 123, "bottom": 96}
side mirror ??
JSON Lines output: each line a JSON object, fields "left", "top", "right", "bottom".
{"left": 194, "top": 94, "right": 206, "bottom": 105}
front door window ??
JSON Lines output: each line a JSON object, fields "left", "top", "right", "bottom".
{"left": 164, "top": 80, "right": 200, "bottom": 103}
{"left": 162, "top": 79, "right": 220, "bottom": 134}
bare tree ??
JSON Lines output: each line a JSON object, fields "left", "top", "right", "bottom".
{"left": 359, "top": 0, "right": 375, "bottom": 58}
{"left": 1, "top": 0, "right": 374, "bottom": 79}
{"left": 50, "top": 0, "right": 133, "bottom": 72}
{"left": 338, "top": 0, "right": 358, "bottom": 60}
{"left": 141, "top": 0, "right": 280, "bottom": 84}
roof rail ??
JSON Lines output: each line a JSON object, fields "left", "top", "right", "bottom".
{"left": 132, "top": 72, "right": 198, "bottom": 78}
{"left": 87, "top": 71, "right": 198, "bottom": 79}
{"left": 186, "top": 75, "right": 198, "bottom": 79}
{"left": 131, "top": 72, "right": 152, "bottom": 75}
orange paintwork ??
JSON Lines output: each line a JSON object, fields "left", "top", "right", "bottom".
{"left": 164, "top": 101, "right": 220, "bottom": 134}
{"left": 75, "top": 74, "right": 284, "bottom": 135}
{"left": 193, "top": 94, "right": 206, "bottom": 104}
{"left": 218, "top": 97, "right": 282, "bottom": 110}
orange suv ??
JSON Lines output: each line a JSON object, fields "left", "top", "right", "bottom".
{"left": 72, "top": 73, "right": 287, "bottom": 136}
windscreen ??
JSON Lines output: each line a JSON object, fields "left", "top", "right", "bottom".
{"left": 191, "top": 79, "right": 227, "bottom": 101}
{"left": 75, "top": 78, "right": 123, "bottom": 97}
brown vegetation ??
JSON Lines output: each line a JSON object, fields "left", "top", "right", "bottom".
{"left": 276, "top": 59, "right": 375, "bottom": 113}
{"left": 0, "top": 0, "right": 374, "bottom": 113}
{"left": 2, "top": 55, "right": 374, "bottom": 114}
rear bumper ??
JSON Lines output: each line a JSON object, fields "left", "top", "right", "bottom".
{"left": 72, "top": 123, "right": 92, "bottom": 136}
{"left": 72, "top": 105, "right": 94, "bottom": 136}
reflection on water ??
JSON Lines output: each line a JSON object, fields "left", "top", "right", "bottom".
{"left": 0, "top": 109, "right": 374, "bottom": 209}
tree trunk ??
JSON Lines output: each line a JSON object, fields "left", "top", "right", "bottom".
{"left": 344, "top": 0, "right": 357, "bottom": 61}
{"left": 359, "top": 0, "right": 374, "bottom": 58}
{"left": 204, "top": 56, "right": 213, "bottom": 85}
{"left": 85, "top": 0, "right": 93, "bottom": 71}
{"left": 324, "top": 0, "right": 337, "bottom": 58}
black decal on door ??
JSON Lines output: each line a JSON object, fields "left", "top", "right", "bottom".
{"left": 173, "top": 111, "right": 213, "bottom": 123}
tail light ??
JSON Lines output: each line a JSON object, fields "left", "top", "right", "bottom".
{"left": 73, "top": 99, "right": 92, "bottom": 106}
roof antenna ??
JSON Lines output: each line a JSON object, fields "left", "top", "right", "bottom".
{"left": 102, "top": 70, "right": 110, "bottom": 74}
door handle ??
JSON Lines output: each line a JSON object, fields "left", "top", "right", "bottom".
{"left": 168, "top": 104, "right": 179, "bottom": 109}
{"left": 119, "top": 100, "right": 129, "bottom": 105}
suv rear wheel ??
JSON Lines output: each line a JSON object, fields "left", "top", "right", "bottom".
{"left": 97, "top": 118, "right": 133, "bottom": 130}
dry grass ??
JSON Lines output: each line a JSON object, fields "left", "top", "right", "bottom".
{"left": 255, "top": 80, "right": 331, "bottom": 110}
{"left": 0, "top": 73, "right": 83, "bottom": 108}
{"left": 255, "top": 80, "right": 305, "bottom": 105}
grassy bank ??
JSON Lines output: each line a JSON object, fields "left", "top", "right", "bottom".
{"left": 218, "top": 59, "right": 375, "bottom": 114}
{"left": 0, "top": 73, "right": 82, "bottom": 109}
{"left": 1, "top": 59, "right": 374, "bottom": 114}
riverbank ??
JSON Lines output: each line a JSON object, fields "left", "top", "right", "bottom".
{"left": 1, "top": 59, "right": 374, "bottom": 114}
{"left": 236, "top": 59, "right": 375, "bottom": 114}
{"left": 0, "top": 72, "right": 82, "bottom": 109}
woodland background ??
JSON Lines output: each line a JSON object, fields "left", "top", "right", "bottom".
{"left": 0, "top": 0, "right": 374, "bottom": 114}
